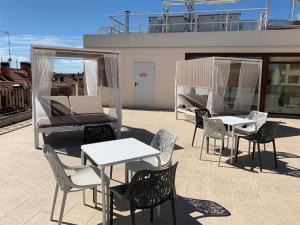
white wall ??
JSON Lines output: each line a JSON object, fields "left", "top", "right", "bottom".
{"left": 84, "top": 30, "right": 300, "bottom": 109}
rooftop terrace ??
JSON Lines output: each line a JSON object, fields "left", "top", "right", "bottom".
{"left": 0, "top": 109, "right": 300, "bottom": 225}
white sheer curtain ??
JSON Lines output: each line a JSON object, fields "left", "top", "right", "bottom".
{"left": 84, "top": 59, "right": 99, "bottom": 96}
{"left": 209, "top": 61, "right": 231, "bottom": 114}
{"left": 32, "top": 49, "right": 55, "bottom": 119}
{"left": 103, "top": 54, "right": 121, "bottom": 128}
{"left": 233, "top": 62, "right": 260, "bottom": 111}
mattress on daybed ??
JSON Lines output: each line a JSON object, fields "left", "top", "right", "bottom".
{"left": 73, "top": 113, "right": 116, "bottom": 125}
{"left": 37, "top": 115, "right": 80, "bottom": 128}
{"left": 178, "top": 94, "right": 208, "bottom": 111}
{"left": 37, "top": 95, "right": 116, "bottom": 129}
{"left": 37, "top": 113, "right": 116, "bottom": 128}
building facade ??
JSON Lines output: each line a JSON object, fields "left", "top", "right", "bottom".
{"left": 85, "top": 0, "right": 300, "bottom": 115}
{"left": 84, "top": 29, "right": 300, "bottom": 115}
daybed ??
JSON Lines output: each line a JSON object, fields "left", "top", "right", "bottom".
{"left": 31, "top": 46, "right": 121, "bottom": 148}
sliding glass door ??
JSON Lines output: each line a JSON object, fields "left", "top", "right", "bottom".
{"left": 265, "top": 57, "right": 300, "bottom": 115}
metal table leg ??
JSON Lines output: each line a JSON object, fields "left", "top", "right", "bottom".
{"left": 101, "top": 166, "right": 107, "bottom": 225}
{"left": 230, "top": 127, "right": 235, "bottom": 164}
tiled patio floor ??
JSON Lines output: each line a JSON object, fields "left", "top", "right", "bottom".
{"left": 0, "top": 109, "right": 300, "bottom": 225}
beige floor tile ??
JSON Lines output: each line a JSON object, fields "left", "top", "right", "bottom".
{"left": 0, "top": 110, "right": 299, "bottom": 225}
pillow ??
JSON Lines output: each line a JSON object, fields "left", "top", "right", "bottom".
{"left": 69, "top": 96, "right": 103, "bottom": 114}
{"left": 40, "top": 96, "right": 71, "bottom": 117}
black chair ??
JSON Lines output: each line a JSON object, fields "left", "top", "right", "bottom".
{"left": 235, "top": 121, "right": 279, "bottom": 172}
{"left": 110, "top": 162, "right": 178, "bottom": 225}
{"left": 83, "top": 124, "right": 116, "bottom": 178}
{"left": 192, "top": 108, "right": 211, "bottom": 147}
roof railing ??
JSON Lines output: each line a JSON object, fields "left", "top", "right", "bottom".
{"left": 98, "top": 7, "right": 268, "bottom": 34}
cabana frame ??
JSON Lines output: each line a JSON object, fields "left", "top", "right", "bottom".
{"left": 175, "top": 56, "right": 262, "bottom": 119}
{"left": 31, "top": 45, "right": 122, "bottom": 148}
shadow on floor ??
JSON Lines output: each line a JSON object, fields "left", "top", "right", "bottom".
{"left": 110, "top": 195, "right": 230, "bottom": 225}
{"left": 231, "top": 149, "right": 300, "bottom": 178}
{"left": 43, "top": 125, "right": 183, "bottom": 158}
{"left": 275, "top": 123, "right": 300, "bottom": 139}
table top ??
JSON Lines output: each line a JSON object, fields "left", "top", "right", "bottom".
{"left": 81, "top": 138, "right": 160, "bottom": 167}
{"left": 210, "top": 116, "right": 255, "bottom": 126}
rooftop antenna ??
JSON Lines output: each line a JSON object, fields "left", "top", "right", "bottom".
{"left": 290, "top": 0, "right": 300, "bottom": 21}
{"left": 265, "top": 0, "right": 270, "bottom": 22}
{"left": 4, "top": 31, "right": 12, "bottom": 64}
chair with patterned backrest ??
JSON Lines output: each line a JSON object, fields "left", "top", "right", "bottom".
{"left": 83, "top": 124, "right": 116, "bottom": 178}
{"left": 200, "top": 118, "right": 231, "bottom": 166}
{"left": 235, "top": 111, "right": 268, "bottom": 154}
{"left": 125, "top": 129, "right": 177, "bottom": 183}
{"left": 192, "top": 108, "right": 212, "bottom": 146}
{"left": 43, "top": 145, "right": 109, "bottom": 225}
{"left": 235, "top": 121, "right": 279, "bottom": 172}
{"left": 110, "top": 162, "right": 178, "bottom": 225}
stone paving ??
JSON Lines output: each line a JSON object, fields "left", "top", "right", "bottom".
{"left": 0, "top": 109, "right": 299, "bottom": 225}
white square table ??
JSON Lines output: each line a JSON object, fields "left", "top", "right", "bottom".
{"left": 81, "top": 138, "right": 161, "bottom": 225}
{"left": 210, "top": 116, "right": 256, "bottom": 163}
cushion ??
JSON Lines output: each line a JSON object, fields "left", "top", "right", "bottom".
{"left": 39, "top": 96, "right": 71, "bottom": 117}
{"left": 73, "top": 113, "right": 116, "bottom": 125}
{"left": 69, "top": 96, "right": 103, "bottom": 114}
{"left": 37, "top": 115, "right": 80, "bottom": 128}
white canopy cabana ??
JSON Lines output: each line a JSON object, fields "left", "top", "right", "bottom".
{"left": 175, "top": 57, "right": 262, "bottom": 118}
{"left": 31, "top": 46, "right": 122, "bottom": 148}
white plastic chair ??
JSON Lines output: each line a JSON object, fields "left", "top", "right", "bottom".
{"left": 43, "top": 145, "right": 110, "bottom": 225}
{"left": 125, "top": 129, "right": 177, "bottom": 183}
{"left": 200, "top": 118, "right": 231, "bottom": 166}
{"left": 235, "top": 111, "right": 268, "bottom": 153}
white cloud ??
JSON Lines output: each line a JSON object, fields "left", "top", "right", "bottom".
{"left": 0, "top": 34, "right": 83, "bottom": 72}
{"left": 54, "top": 59, "right": 84, "bottom": 73}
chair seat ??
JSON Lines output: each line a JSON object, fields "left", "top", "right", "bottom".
{"left": 70, "top": 167, "right": 109, "bottom": 187}
{"left": 235, "top": 127, "right": 256, "bottom": 136}
{"left": 206, "top": 132, "right": 232, "bottom": 140}
{"left": 110, "top": 183, "right": 128, "bottom": 199}
{"left": 126, "top": 157, "right": 160, "bottom": 173}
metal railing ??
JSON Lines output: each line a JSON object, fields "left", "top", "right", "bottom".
{"left": 98, "top": 8, "right": 268, "bottom": 34}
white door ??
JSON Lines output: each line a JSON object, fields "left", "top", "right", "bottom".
{"left": 134, "top": 62, "right": 155, "bottom": 107}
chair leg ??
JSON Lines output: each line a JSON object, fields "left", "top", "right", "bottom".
{"left": 125, "top": 164, "right": 129, "bottom": 183}
{"left": 94, "top": 186, "right": 97, "bottom": 208}
{"left": 110, "top": 191, "right": 114, "bottom": 225}
{"left": 213, "top": 138, "right": 216, "bottom": 154}
{"left": 171, "top": 196, "right": 177, "bottom": 225}
{"left": 106, "top": 185, "right": 110, "bottom": 223}
{"left": 235, "top": 137, "right": 240, "bottom": 163}
{"left": 227, "top": 137, "right": 229, "bottom": 149}
{"left": 130, "top": 171, "right": 133, "bottom": 181}
{"left": 264, "top": 143, "right": 266, "bottom": 151}
{"left": 257, "top": 142, "right": 262, "bottom": 172}
{"left": 192, "top": 126, "right": 197, "bottom": 146}
{"left": 129, "top": 203, "right": 136, "bottom": 225}
{"left": 150, "top": 207, "right": 154, "bottom": 223}
{"left": 272, "top": 140, "right": 278, "bottom": 168}
{"left": 50, "top": 183, "right": 59, "bottom": 221}
{"left": 218, "top": 140, "right": 224, "bottom": 166}
{"left": 82, "top": 189, "right": 86, "bottom": 205}
{"left": 110, "top": 165, "right": 113, "bottom": 179}
{"left": 206, "top": 137, "right": 209, "bottom": 153}
{"left": 200, "top": 135, "right": 205, "bottom": 159}
{"left": 252, "top": 142, "right": 256, "bottom": 159}
{"left": 58, "top": 191, "right": 67, "bottom": 225}
{"left": 248, "top": 141, "right": 251, "bottom": 154}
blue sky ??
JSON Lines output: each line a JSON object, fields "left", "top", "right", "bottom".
{"left": 0, "top": 0, "right": 299, "bottom": 72}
